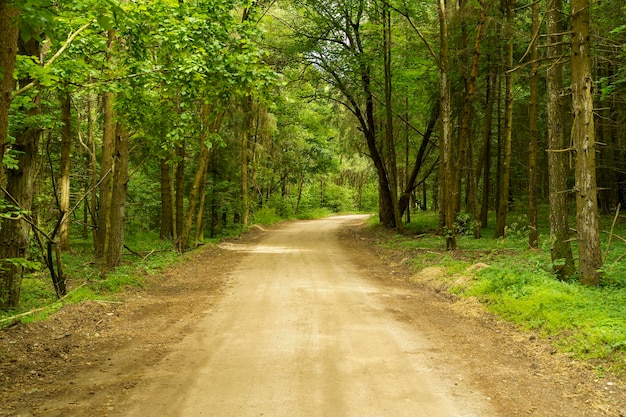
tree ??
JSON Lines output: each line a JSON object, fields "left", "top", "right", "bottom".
{"left": 546, "top": 0, "right": 574, "bottom": 280}
{"left": 570, "top": 0, "right": 602, "bottom": 285}
{"left": 382, "top": 1, "right": 403, "bottom": 232}
{"left": 58, "top": 90, "right": 71, "bottom": 251}
{"left": 438, "top": 0, "right": 456, "bottom": 250}
{"left": 527, "top": 0, "right": 539, "bottom": 249}
{"left": 0, "top": 1, "right": 20, "bottom": 182}
{"left": 494, "top": 0, "right": 513, "bottom": 238}
{"left": 282, "top": 0, "right": 403, "bottom": 228}
{"left": 458, "top": 0, "right": 487, "bottom": 239}
{"left": 0, "top": 38, "right": 41, "bottom": 309}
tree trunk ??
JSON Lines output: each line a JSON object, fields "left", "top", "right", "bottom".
{"left": 570, "top": 0, "right": 602, "bottom": 285}
{"left": 95, "top": 31, "right": 116, "bottom": 259}
{"left": 495, "top": 0, "right": 514, "bottom": 238}
{"left": 180, "top": 141, "right": 210, "bottom": 251}
{"left": 241, "top": 97, "right": 251, "bottom": 227}
{"left": 398, "top": 105, "right": 438, "bottom": 217}
{"left": 86, "top": 88, "right": 97, "bottom": 241}
{"left": 180, "top": 108, "right": 224, "bottom": 251}
{"left": 160, "top": 156, "right": 173, "bottom": 239}
{"left": 105, "top": 124, "right": 129, "bottom": 269}
{"left": 528, "top": 0, "right": 540, "bottom": 249}
{"left": 0, "top": 1, "right": 19, "bottom": 184}
{"left": 479, "top": 68, "right": 495, "bottom": 228}
{"left": 59, "top": 91, "right": 72, "bottom": 251}
{"left": 461, "top": 0, "right": 487, "bottom": 239}
{"left": 0, "top": 38, "right": 41, "bottom": 310}
{"left": 382, "top": 3, "right": 403, "bottom": 232}
{"left": 404, "top": 95, "right": 411, "bottom": 223}
{"left": 546, "top": 0, "right": 575, "bottom": 280}
{"left": 174, "top": 141, "right": 185, "bottom": 242}
{"left": 438, "top": 0, "right": 456, "bottom": 250}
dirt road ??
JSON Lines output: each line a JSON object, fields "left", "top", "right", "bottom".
{"left": 125, "top": 215, "right": 493, "bottom": 416}
{"left": 1, "top": 215, "right": 624, "bottom": 416}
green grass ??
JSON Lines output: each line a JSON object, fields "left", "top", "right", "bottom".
{"left": 0, "top": 230, "right": 184, "bottom": 326}
{"left": 379, "top": 207, "right": 626, "bottom": 374}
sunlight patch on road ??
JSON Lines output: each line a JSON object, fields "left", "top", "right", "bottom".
{"left": 218, "top": 242, "right": 310, "bottom": 254}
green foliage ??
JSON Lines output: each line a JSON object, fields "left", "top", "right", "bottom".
{"left": 252, "top": 208, "right": 283, "bottom": 226}
{"left": 0, "top": 230, "right": 179, "bottom": 325}
{"left": 380, "top": 209, "right": 626, "bottom": 372}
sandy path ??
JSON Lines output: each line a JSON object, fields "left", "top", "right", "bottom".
{"left": 124, "top": 215, "right": 495, "bottom": 417}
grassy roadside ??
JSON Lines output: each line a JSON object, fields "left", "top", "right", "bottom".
{"left": 0, "top": 207, "right": 337, "bottom": 327}
{"left": 370, "top": 209, "right": 626, "bottom": 375}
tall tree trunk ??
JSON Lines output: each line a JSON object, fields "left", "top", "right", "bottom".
{"left": 528, "top": 0, "right": 540, "bottom": 249}
{"left": 96, "top": 27, "right": 129, "bottom": 274}
{"left": 86, "top": 88, "right": 97, "bottom": 241}
{"left": 546, "top": 0, "right": 575, "bottom": 280}
{"left": 59, "top": 91, "right": 72, "bottom": 251}
{"left": 404, "top": 96, "right": 411, "bottom": 223}
{"left": 241, "top": 97, "right": 251, "bottom": 227}
{"left": 597, "top": 64, "right": 618, "bottom": 212}
{"left": 194, "top": 173, "right": 209, "bottom": 245}
{"left": 0, "top": 1, "right": 19, "bottom": 184}
{"left": 461, "top": 0, "right": 487, "bottom": 239}
{"left": 479, "top": 68, "right": 495, "bottom": 228}
{"left": 95, "top": 31, "right": 116, "bottom": 259}
{"left": 495, "top": 0, "right": 514, "bottom": 238}
{"left": 174, "top": 140, "right": 185, "bottom": 242}
{"left": 382, "top": 3, "right": 403, "bottom": 232}
{"left": 105, "top": 124, "right": 129, "bottom": 269}
{"left": 160, "top": 156, "right": 173, "bottom": 239}
{"left": 570, "top": 0, "right": 602, "bottom": 285}
{"left": 438, "top": 0, "right": 456, "bottom": 250}
{"left": 398, "top": 104, "right": 438, "bottom": 217}
{"left": 180, "top": 108, "right": 224, "bottom": 251}
{"left": 0, "top": 38, "right": 41, "bottom": 310}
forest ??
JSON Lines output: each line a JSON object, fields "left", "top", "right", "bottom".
{"left": 0, "top": 0, "right": 625, "bottom": 313}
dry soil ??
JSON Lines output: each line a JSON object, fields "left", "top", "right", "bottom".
{"left": 1, "top": 215, "right": 625, "bottom": 416}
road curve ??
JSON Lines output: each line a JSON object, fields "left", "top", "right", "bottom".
{"left": 125, "top": 215, "right": 495, "bottom": 417}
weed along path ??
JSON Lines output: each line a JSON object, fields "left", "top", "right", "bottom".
{"left": 1, "top": 216, "right": 623, "bottom": 416}
{"left": 125, "top": 215, "right": 493, "bottom": 417}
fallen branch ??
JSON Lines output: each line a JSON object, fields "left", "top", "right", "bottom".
{"left": 0, "top": 283, "right": 87, "bottom": 327}
{"left": 0, "top": 306, "right": 50, "bottom": 326}
{"left": 603, "top": 204, "right": 620, "bottom": 263}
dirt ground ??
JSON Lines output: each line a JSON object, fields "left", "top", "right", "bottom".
{"left": 1, "top": 215, "right": 625, "bottom": 416}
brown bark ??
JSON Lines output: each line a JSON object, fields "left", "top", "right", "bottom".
{"left": 59, "top": 91, "right": 72, "bottom": 251}
{"left": 398, "top": 104, "right": 438, "bottom": 217}
{"left": 0, "top": 39, "right": 41, "bottom": 310}
{"left": 495, "top": 0, "right": 513, "bottom": 238}
{"left": 546, "top": 0, "right": 575, "bottom": 280}
{"left": 95, "top": 31, "right": 116, "bottom": 259}
{"left": 0, "top": 1, "right": 19, "bottom": 184}
{"left": 382, "top": 3, "right": 403, "bottom": 232}
{"left": 528, "top": 0, "right": 539, "bottom": 249}
{"left": 86, "top": 88, "right": 97, "bottom": 241}
{"left": 105, "top": 124, "right": 129, "bottom": 269}
{"left": 241, "top": 97, "right": 251, "bottom": 227}
{"left": 95, "top": 27, "right": 130, "bottom": 273}
{"left": 160, "top": 156, "right": 174, "bottom": 239}
{"left": 570, "top": 0, "right": 602, "bottom": 285}
{"left": 180, "top": 108, "right": 224, "bottom": 251}
{"left": 438, "top": 0, "right": 456, "bottom": 250}
{"left": 174, "top": 141, "right": 185, "bottom": 241}
{"left": 479, "top": 68, "right": 495, "bottom": 228}
{"left": 460, "top": 0, "right": 487, "bottom": 239}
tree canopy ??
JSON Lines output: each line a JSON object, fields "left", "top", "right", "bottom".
{"left": 1, "top": 0, "right": 626, "bottom": 308}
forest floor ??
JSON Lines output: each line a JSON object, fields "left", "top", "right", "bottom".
{"left": 1, "top": 215, "right": 625, "bottom": 417}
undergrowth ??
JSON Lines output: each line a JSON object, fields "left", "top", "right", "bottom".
{"left": 0, "top": 206, "right": 342, "bottom": 326}
{"left": 379, "top": 207, "right": 626, "bottom": 375}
